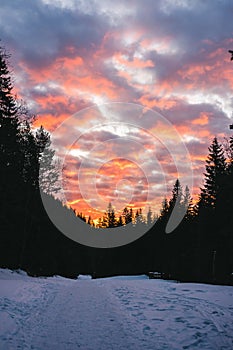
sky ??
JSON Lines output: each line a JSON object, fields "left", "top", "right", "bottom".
{"left": 1, "top": 0, "right": 233, "bottom": 219}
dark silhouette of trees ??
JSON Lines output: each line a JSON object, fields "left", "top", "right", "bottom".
{"left": 117, "top": 215, "right": 123, "bottom": 226}
{"left": 169, "top": 179, "right": 183, "bottom": 211}
{"left": 0, "top": 43, "right": 75, "bottom": 275}
{"left": 122, "top": 206, "right": 133, "bottom": 225}
{"left": 183, "top": 185, "right": 195, "bottom": 220}
{"left": 0, "top": 47, "right": 22, "bottom": 197}
{"left": 20, "top": 120, "right": 39, "bottom": 188}
{"left": 147, "top": 207, "right": 153, "bottom": 225}
{"left": 35, "top": 125, "right": 61, "bottom": 195}
{"left": 0, "top": 42, "right": 232, "bottom": 285}
{"left": 106, "top": 202, "right": 117, "bottom": 228}
{"left": 135, "top": 208, "right": 145, "bottom": 226}
{"left": 199, "top": 137, "right": 226, "bottom": 212}
{"left": 159, "top": 198, "right": 169, "bottom": 221}
{"left": 77, "top": 212, "right": 86, "bottom": 222}
{"left": 0, "top": 45, "right": 27, "bottom": 268}
{"left": 0, "top": 46, "right": 17, "bottom": 117}
{"left": 195, "top": 137, "right": 232, "bottom": 283}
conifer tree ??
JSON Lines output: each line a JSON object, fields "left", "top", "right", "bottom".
{"left": 147, "top": 207, "right": 153, "bottom": 225}
{"left": 87, "top": 216, "right": 93, "bottom": 226}
{"left": 183, "top": 185, "right": 195, "bottom": 220}
{"left": 197, "top": 137, "right": 228, "bottom": 281}
{"left": 35, "top": 125, "right": 61, "bottom": 195}
{"left": 199, "top": 137, "right": 226, "bottom": 211}
{"left": 135, "top": 208, "right": 144, "bottom": 226}
{"left": 20, "top": 120, "right": 39, "bottom": 188}
{"left": 118, "top": 215, "right": 124, "bottom": 226}
{"left": 106, "top": 202, "right": 116, "bottom": 228}
{"left": 122, "top": 207, "right": 132, "bottom": 225}
{"left": 0, "top": 46, "right": 18, "bottom": 118}
{"left": 0, "top": 44, "right": 27, "bottom": 267}
{"left": 169, "top": 179, "right": 183, "bottom": 213}
{"left": 159, "top": 198, "right": 169, "bottom": 220}
{"left": 0, "top": 45, "right": 22, "bottom": 198}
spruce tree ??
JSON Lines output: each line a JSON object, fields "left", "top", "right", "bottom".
{"left": 106, "top": 202, "right": 116, "bottom": 228}
{"left": 0, "top": 46, "right": 18, "bottom": 117}
{"left": 159, "top": 198, "right": 169, "bottom": 221}
{"left": 199, "top": 137, "right": 226, "bottom": 211}
{"left": 197, "top": 138, "right": 227, "bottom": 281}
{"left": 0, "top": 45, "right": 26, "bottom": 267}
{"left": 169, "top": 179, "right": 183, "bottom": 211}
{"left": 147, "top": 207, "right": 153, "bottom": 225}
{"left": 123, "top": 206, "right": 133, "bottom": 225}
{"left": 35, "top": 125, "right": 61, "bottom": 195}
{"left": 0, "top": 46, "right": 22, "bottom": 193}
{"left": 118, "top": 215, "right": 124, "bottom": 226}
{"left": 20, "top": 120, "right": 39, "bottom": 188}
{"left": 183, "top": 185, "right": 195, "bottom": 220}
{"left": 134, "top": 208, "right": 144, "bottom": 226}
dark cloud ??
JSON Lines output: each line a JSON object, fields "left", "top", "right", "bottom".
{"left": 165, "top": 101, "right": 228, "bottom": 126}
{"left": 0, "top": 0, "right": 110, "bottom": 68}
{"left": 133, "top": 0, "right": 233, "bottom": 47}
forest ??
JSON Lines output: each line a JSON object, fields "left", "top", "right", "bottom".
{"left": 0, "top": 44, "right": 233, "bottom": 285}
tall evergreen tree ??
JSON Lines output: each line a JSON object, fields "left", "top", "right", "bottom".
{"left": 35, "top": 125, "right": 61, "bottom": 195}
{"left": 123, "top": 206, "right": 133, "bottom": 225}
{"left": 0, "top": 46, "right": 18, "bottom": 118}
{"left": 0, "top": 45, "right": 27, "bottom": 267}
{"left": 199, "top": 137, "right": 226, "bottom": 211}
{"left": 20, "top": 120, "right": 39, "bottom": 188}
{"left": 106, "top": 202, "right": 117, "bottom": 228}
{"left": 159, "top": 198, "right": 169, "bottom": 221}
{"left": 183, "top": 185, "right": 195, "bottom": 220}
{"left": 197, "top": 138, "right": 228, "bottom": 282}
{"left": 0, "top": 46, "right": 22, "bottom": 195}
{"left": 147, "top": 207, "right": 153, "bottom": 225}
{"left": 134, "top": 208, "right": 145, "bottom": 228}
{"left": 169, "top": 179, "right": 183, "bottom": 212}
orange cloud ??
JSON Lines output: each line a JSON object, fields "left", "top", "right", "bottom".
{"left": 192, "top": 113, "right": 209, "bottom": 126}
{"left": 113, "top": 52, "right": 154, "bottom": 69}
{"left": 33, "top": 113, "right": 68, "bottom": 131}
{"left": 138, "top": 95, "right": 178, "bottom": 110}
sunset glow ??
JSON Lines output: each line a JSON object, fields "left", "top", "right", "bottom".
{"left": 1, "top": 0, "right": 233, "bottom": 220}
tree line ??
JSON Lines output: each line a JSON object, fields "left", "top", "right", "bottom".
{"left": 0, "top": 44, "right": 232, "bottom": 284}
{"left": 84, "top": 204, "right": 155, "bottom": 228}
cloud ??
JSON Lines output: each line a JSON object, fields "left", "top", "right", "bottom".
{"left": 0, "top": 0, "right": 111, "bottom": 66}
{"left": 1, "top": 0, "right": 233, "bottom": 217}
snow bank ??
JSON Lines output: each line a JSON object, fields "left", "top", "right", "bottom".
{"left": 77, "top": 274, "right": 92, "bottom": 280}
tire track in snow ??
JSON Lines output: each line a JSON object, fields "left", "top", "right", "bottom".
{"left": 27, "top": 279, "right": 140, "bottom": 350}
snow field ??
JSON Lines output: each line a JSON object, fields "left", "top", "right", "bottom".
{"left": 0, "top": 269, "right": 233, "bottom": 349}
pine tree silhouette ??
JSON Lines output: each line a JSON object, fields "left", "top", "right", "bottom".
{"left": 35, "top": 125, "right": 61, "bottom": 195}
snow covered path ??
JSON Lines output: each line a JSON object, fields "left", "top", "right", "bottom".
{"left": 0, "top": 270, "right": 233, "bottom": 350}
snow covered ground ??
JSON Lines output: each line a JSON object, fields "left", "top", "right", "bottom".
{"left": 0, "top": 269, "right": 233, "bottom": 350}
